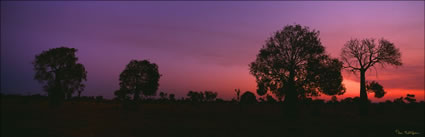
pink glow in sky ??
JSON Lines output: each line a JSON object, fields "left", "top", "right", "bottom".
{"left": 1, "top": 1, "right": 424, "bottom": 102}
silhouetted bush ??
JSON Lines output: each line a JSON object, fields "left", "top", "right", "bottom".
{"left": 393, "top": 97, "right": 405, "bottom": 104}
{"left": 327, "top": 96, "right": 339, "bottom": 104}
{"left": 215, "top": 98, "right": 224, "bottom": 103}
{"left": 158, "top": 91, "right": 169, "bottom": 103}
{"left": 384, "top": 100, "right": 392, "bottom": 104}
{"left": 169, "top": 94, "right": 176, "bottom": 102}
{"left": 186, "top": 90, "right": 218, "bottom": 103}
{"left": 340, "top": 97, "right": 354, "bottom": 104}
{"left": 352, "top": 97, "right": 366, "bottom": 104}
{"left": 240, "top": 91, "right": 257, "bottom": 104}
{"left": 96, "top": 96, "right": 103, "bottom": 102}
{"left": 404, "top": 94, "right": 416, "bottom": 104}
{"left": 204, "top": 91, "right": 218, "bottom": 102}
{"left": 159, "top": 92, "right": 168, "bottom": 100}
{"left": 187, "top": 91, "right": 204, "bottom": 103}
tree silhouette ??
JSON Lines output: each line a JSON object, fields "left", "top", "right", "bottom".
{"left": 169, "top": 94, "right": 176, "bottom": 102}
{"left": 404, "top": 94, "right": 416, "bottom": 104}
{"left": 158, "top": 91, "right": 168, "bottom": 103}
{"left": 118, "top": 60, "right": 161, "bottom": 101}
{"left": 159, "top": 92, "right": 168, "bottom": 100}
{"left": 393, "top": 97, "right": 405, "bottom": 104}
{"left": 187, "top": 91, "right": 204, "bottom": 103}
{"left": 33, "top": 47, "right": 87, "bottom": 106}
{"left": 240, "top": 91, "right": 257, "bottom": 104}
{"left": 341, "top": 38, "right": 402, "bottom": 114}
{"left": 234, "top": 89, "right": 241, "bottom": 102}
{"left": 95, "top": 96, "right": 103, "bottom": 102}
{"left": 249, "top": 24, "right": 345, "bottom": 107}
{"left": 204, "top": 91, "right": 218, "bottom": 102}
{"left": 366, "top": 81, "right": 386, "bottom": 98}
{"left": 185, "top": 91, "right": 217, "bottom": 103}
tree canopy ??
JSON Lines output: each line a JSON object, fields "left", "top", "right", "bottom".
{"left": 118, "top": 60, "right": 161, "bottom": 101}
{"left": 341, "top": 38, "right": 402, "bottom": 72}
{"left": 33, "top": 47, "right": 87, "bottom": 105}
{"left": 249, "top": 24, "right": 345, "bottom": 104}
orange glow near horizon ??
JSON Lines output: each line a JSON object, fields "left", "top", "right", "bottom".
{"left": 313, "top": 79, "right": 425, "bottom": 102}
{"left": 212, "top": 69, "right": 424, "bottom": 102}
{"left": 234, "top": 78, "right": 425, "bottom": 103}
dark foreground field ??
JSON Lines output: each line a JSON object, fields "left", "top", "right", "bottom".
{"left": 2, "top": 101, "right": 424, "bottom": 137}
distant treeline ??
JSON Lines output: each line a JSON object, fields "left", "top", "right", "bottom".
{"left": 1, "top": 92, "right": 422, "bottom": 105}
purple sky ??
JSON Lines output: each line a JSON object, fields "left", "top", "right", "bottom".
{"left": 1, "top": 1, "right": 424, "bottom": 101}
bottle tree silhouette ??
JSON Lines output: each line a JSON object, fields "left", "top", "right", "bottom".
{"left": 249, "top": 24, "right": 345, "bottom": 112}
{"left": 117, "top": 60, "right": 161, "bottom": 101}
{"left": 33, "top": 47, "right": 87, "bottom": 106}
{"left": 340, "top": 38, "right": 402, "bottom": 115}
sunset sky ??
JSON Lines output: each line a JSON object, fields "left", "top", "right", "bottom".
{"left": 1, "top": 1, "right": 424, "bottom": 102}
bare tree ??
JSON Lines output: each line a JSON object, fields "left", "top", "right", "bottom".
{"left": 341, "top": 38, "right": 402, "bottom": 114}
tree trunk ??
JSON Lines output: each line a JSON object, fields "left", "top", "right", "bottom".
{"left": 50, "top": 73, "right": 65, "bottom": 107}
{"left": 133, "top": 91, "right": 140, "bottom": 102}
{"left": 284, "top": 70, "right": 297, "bottom": 118}
{"left": 284, "top": 84, "right": 297, "bottom": 105}
{"left": 359, "top": 70, "right": 368, "bottom": 115}
{"left": 284, "top": 70, "right": 297, "bottom": 105}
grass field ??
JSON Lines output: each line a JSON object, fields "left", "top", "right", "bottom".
{"left": 1, "top": 101, "right": 424, "bottom": 137}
